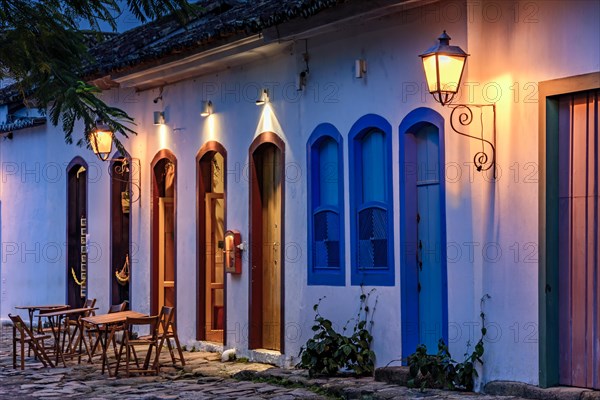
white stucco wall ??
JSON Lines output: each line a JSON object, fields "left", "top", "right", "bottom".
{"left": 1, "top": 0, "right": 598, "bottom": 388}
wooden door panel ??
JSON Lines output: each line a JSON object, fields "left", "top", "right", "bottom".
{"left": 558, "top": 91, "right": 599, "bottom": 389}
{"left": 205, "top": 193, "right": 224, "bottom": 343}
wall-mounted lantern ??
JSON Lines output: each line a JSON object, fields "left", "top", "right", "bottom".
{"left": 419, "top": 31, "right": 496, "bottom": 178}
{"left": 224, "top": 230, "right": 242, "bottom": 274}
{"left": 90, "top": 119, "right": 113, "bottom": 162}
{"left": 419, "top": 31, "right": 468, "bottom": 106}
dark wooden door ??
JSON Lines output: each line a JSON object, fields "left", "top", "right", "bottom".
{"left": 67, "top": 162, "right": 87, "bottom": 309}
{"left": 110, "top": 158, "right": 130, "bottom": 306}
{"left": 558, "top": 90, "right": 599, "bottom": 389}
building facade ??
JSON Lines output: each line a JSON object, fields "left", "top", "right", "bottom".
{"left": 1, "top": 0, "right": 599, "bottom": 390}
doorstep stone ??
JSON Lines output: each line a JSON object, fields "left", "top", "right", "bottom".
{"left": 485, "top": 380, "right": 600, "bottom": 400}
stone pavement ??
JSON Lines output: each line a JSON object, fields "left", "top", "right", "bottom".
{"left": 0, "top": 324, "right": 532, "bottom": 399}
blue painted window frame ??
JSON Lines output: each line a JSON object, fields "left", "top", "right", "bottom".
{"left": 349, "top": 114, "right": 394, "bottom": 286}
{"left": 307, "top": 123, "right": 345, "bottom": 286}
{"left": 399, "top": 107, "right": 448, "bottom": 361}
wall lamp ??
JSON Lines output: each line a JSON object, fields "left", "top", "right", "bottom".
{"left": 201, "top": 100, "right": 213, "bottom": 117}
{"left": 420, "top": 31, "right": 496, "bottom": 178}
{"left": 256, "top": 89, "right": 269, "bottom": 105}
{"left": 90, "top": 119, "right": 113, "bottom": 162}
{"left": 153, "top": 111, "right": 165, "bottom": 125}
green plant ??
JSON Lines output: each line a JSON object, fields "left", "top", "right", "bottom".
{"left": 297, "top": 287, "right": 378, "bottom": 377}
{"left": 407, "top": 294, "right": 491, "bottom": 391}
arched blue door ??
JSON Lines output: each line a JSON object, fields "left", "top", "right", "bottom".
{"left": 415, "top": 125, "right": 444, "bottom": 352}
{"left": 400, "top": 108, "right": 448, "bottom": 358}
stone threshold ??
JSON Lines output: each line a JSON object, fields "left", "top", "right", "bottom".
{"left": 374, "top": 367, "right": 600, "bottom": 400}
{"left": 233, "top": 367, "right": 535, "bottom": 399}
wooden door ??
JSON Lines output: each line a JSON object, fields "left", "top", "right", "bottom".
{"left": 250, "top": 140, "right": 283, "bottom": 352}
{"left": 151, "top": 154, "right": 176, "bottom": 316}
{"left": 158, "top": 197, "right": 175, "bottom": 310}
{"left": 261, "top": 145, "right": 282, "bottom": 351}
{"left": 67, "top": 161, "right": 87, "bottom": 309}
{"left": 415, "top": 125, "right": 444, "bottom": 353}
{"left": 558, "top": 90, "right": 599, "bottom": 389}
{"left": 205, "top": 192, "right": 225, "bottom": 342}
{"left": 110, "top": 158, "right": 130, "bottom": 305}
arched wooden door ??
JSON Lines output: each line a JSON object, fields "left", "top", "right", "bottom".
{"left": 151, "top": 150, "right": 177, "bottom": 315}
{"left": 197, "top": 142, "right": 227, "bottom": 343}
{"left": 400, "top": 109, "right": 448, "bottom": 358}
{"left": 66, "top": 157, "right": 88, "bottom": 309}
{"left": 249, "top": 132, "right": 285, "bottom": 352}
{"left": 110, "top": 153, "right": 131, "bottom": 306}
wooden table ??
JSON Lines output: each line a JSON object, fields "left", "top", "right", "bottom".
{"left": 38, "top": 307, "right": 97, "bottom": 367}
{"left": 15, "top": 305, "right": 69, "bottom": 356}
{"left": 81, "top": 311, "right": 146, "bottom": 376}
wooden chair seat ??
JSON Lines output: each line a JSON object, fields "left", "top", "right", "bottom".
{"left": 9, "top": 314, "right": 54, "bottom": 369}
{"left": 115, "top": 315, "right": 160, "bottom": 377}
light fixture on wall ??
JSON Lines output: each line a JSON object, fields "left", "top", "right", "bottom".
{"left": 90, "top": 119, "right": 113, "bottom": 162}
{"left": 200, "top": 100, "right": 213, "bottom": 117}
{"left": 355, "top": 59, "right": 367, "bottom": 79}
{"left": 153, "top": 111, "right": 165, "bottom": 125}
{"left": 256, "top": 89, "right": 269, "bottom": 106}
{"left": 419, "top": 31, "right": 496, "bottom": 178}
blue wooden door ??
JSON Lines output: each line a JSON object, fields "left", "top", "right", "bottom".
{"left": 415, "top": 125, "right": 444, "bottom": 352}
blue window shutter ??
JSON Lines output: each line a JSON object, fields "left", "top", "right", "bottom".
{"left": 313, "top": 210, "right": 340, "bottom": 269}
{"left": 307, "top": 125, "right": 345, "bottom": 286}
{"left": 319, "top": 138, "right": 338, "bottom": 206}
{"left": 361, "top": 131, "right": 385, "bottom": 203}
{"left": 349, "top": 115, "right": 394, "bottom": 286}
{"left": 358, "top": 207, "right": 388, "bottom": 270}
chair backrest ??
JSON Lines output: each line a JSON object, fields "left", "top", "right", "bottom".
{"left": 9, "top": 314, "right": 32, "bottom": 338}
{"left": 108, "top": 301, "right": 127, "bottom": 313}
{"left": 83, "top": 298, "right": 97, "bottom": 316}
{"left": 125, "top": 316, "right": 159, "bottom": 341}
{"left": 159, "top": 306, "right": 175, "bottom": 334}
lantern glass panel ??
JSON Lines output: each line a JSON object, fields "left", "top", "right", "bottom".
{"left": 91, "top": 130, "right": 113, "bottom": 155}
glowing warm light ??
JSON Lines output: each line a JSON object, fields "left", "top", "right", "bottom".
{"left": 254, "top": 103, "right": 286, "bottom": 140}
{"left": 206, "top": 113, "right": 219, "bottom": 140}
{"left": 419, "top": 31, "right": 468, "bottom": 105}
{"left": 158, "top": 123, "right": 169, "bottom": 149}
{"left": 90, "top": 120, "right": 113, "bottom": 161}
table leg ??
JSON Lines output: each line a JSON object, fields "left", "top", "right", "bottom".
{"left": 27, "top": 309, "right": 34, "bottom": 357}
{"left": 48, "top": 316, "right": 67, "bottom": 367}
{"left": 99, "top": 327, "right": 109, "bottom": 375}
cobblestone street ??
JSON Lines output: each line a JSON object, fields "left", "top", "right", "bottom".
{"left": 0, "top": 325, "right": 532, "bottom": 399}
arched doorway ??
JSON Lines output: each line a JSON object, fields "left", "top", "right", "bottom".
{"left": 196, "top": 141, "right": 227, "bottom": 343}
{"left": 151, "top": 150, "right": 177, "bottom": 316}
{"left": 110, "top": 153, "right": 131, "bottom": 307}
{"left": 249, "top": 132, "right": 285, "bottom": 352}
{"left": 400, "top": 108, "right": 448, "bottom": 358}
{"left": 66, "top": 157, "right": 88, "bottom": 309}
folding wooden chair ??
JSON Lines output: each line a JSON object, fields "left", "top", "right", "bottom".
{"left": 9, "top": 314, "right": 54, "bottom": 369}
{"left": 115, "top": 315, "right": 160, "bottom": 377}
{"left": 155, "top": 306, "right": 185, "bottom": 366}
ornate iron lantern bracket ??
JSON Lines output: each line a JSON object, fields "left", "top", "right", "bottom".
{"left": 449, "top": 103, "right": 497, "bottom": 179}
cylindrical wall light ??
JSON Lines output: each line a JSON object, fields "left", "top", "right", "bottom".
{"left": 153, "top": 111, "right": 165, "bottom": 125}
